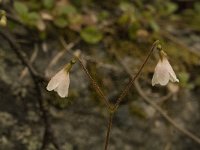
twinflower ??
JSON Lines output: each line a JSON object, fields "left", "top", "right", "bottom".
{"left": 47, "top": 60, "right": 75, "bottom": 98}
{"left": 152, "top": 50, "right": 179, "bottom": 86}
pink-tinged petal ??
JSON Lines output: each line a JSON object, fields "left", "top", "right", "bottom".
{"left": 157, "top": 73, "right": 170, "bottom": 85}
{"left": 152, "top": 69, "right": 170, "bottom": 86}
{"left": 152, "top": 59, "right": 170, "bottom": 86}
{"left": 46, "top": 69, "right": 66, "bottom": 91}
{"left": 169, "top": 74, "right": 179, "bottom": 82}
{"left": 54, "top": 73, "right": 70, "bottom": 98}
{"left": 152, "top": 74, "right": 158, "bottom": 86}
{"left": 152, "top": 51, "right": 179, "bottom": 86}
{"left": 162, "top": 58, "right": 179, "bottom": 83}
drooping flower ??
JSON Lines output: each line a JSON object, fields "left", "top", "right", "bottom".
{"left": 46, "top": 64, "right": 72, "bottom": 98}
{"left": 152, "top": 50, "right": 179, "bottom": 86}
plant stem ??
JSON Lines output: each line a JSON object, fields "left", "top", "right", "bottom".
{"left": 78, "top": 57, "right": 112, "bottom": 110}
{"left": 104, "top": 113, "right": 114, "bottom": 150}
{"left": 113, "top": 40, "right": 159, "bottom": 110}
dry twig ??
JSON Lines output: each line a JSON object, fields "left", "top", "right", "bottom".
{"left": 135, "top": 81, "right": 200, "bottom": 144}
{"left": 160, "top": 30, "right": 200, "bottom": 58}
{"left": 20, "top": 44, "right": 38, "bottom": 80}
{"left": 0, "top": 29, "right": 61, "bottom": 150}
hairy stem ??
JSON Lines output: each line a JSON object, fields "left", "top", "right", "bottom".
{"left": 113, "top": 40, "right": 159, "bottom": 110}
{"left": 104, "top": 113, "right": 114, "bottom": 150}
{"left": 78, "top": 57, "right": 112, "bottom": 110}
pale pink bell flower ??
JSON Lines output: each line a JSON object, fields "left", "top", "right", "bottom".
{"left": 46, "top": 64, "right": 72, "bottom": 98}
{"left": 152, "top": 50, "right": 179, "bottom": 86}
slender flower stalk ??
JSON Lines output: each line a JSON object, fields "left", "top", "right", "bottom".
{"left": 113, "top": 40, "right": 160, "bottom": 110}
{"left": 152, "top": 50, "right": 179, "bottom": 86}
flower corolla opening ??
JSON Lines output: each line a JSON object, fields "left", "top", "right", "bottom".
{"left": 152, "top": 50, "right": 179, "bottom": 86}
{"left": 46, "top": 63, "right": 73, "bottom": 98}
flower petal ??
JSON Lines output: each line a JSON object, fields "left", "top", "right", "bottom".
{"left": 152, "top": 52, "right": 179, "bottom": 86}
{"left": 163, "top": 58, "right": 179, "bottom": 83}
{"left": 152, "top": 74, "right": 158, "bottom": 86}
{"left": 152, "top": 70, "right": 170, "bottom": 86}
{"left": 46, "top": 69, "right": 66, "bottom": 91}
{"left": 152, "top": 59, "right": 170, "bottom": 86}
{"left": 169, "top": 73, "right": 179, "bottom": 82}
{"left": 54, "top": 73, "right": 70, "bottom": 98}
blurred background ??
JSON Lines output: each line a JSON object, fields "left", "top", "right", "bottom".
{"left": 0, "top": 0, "right": 200, "bottom": 149}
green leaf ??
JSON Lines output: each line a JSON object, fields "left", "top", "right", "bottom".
{"left": 119, "top": 2, "right": 134, "bottom": 12}
{"left": 43, "top": 0, "right": 54, "bottom": 9}
{"left": 28, "top": 12, "right": 40, "bottom": 25}
{"left": 80, "top": 26, "right": 103, "bottom": 44}
{"left": 54, "top": 17, "right": 68, "bottom": 28}
{"left": 28, "top": 12, "right": 40, "bottom": 21}
{"left": 55, "top": 5, "right": 77, "bottom": 16}
{"left": 14, "top": 1, "right": 28, "bottom": 15}
{"left": 68, "top": 14, "right": 82, "bottom": 24}
{"left": 118, "top": 14, "right": 130, "bottom": 25}
{"left": 98, "top": 11, "right": 109, "bottom": 21}
{"left": 149, "top": 20, "right": 160, "bottom": 32}
{"left": 166, "top": 2, "right": 177, "bottom": 14}
{"left": 178, "top": 72, "right": 190, "bottom": 88}
{"left": 19, "top": 12, "right": 40, "bottom": 26}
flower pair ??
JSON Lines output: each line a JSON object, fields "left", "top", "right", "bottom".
{"left": 46, "top": 46, "right": 179, "bottom": 98}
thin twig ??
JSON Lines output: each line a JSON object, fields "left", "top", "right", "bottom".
{"left": 0, "top": 29, "right": 61, "bottom": 150}
{"left": 104, "top": 113, "right": 114, "bottom": 150}
{"left": 45, "top": 38, "right": 79, "bottom": 76}
{"left": 113, "top": 40, "right": 160, "bottom": 110}
{"left": 0, "top": 29, "right": 47, "bottom": 82}
{"left": 45, "top": 48, "right": 71, "bottom": 76}
{"left": 135, "top": 81, "right": 200, "bottom": 145}
{"left": 84, "top": 55, "right": 121, "bottom": 72}
{"left": 35, "top": 83, "right": 60, "bottom": 150}
{"left": 160, "top": 30, "right": 200, "bottom": 58}
{"left": 155, "top": 92, "right": 173, "bottom": 104}
{"left": 20, "top": 44, "right": 38, "bottom": 80}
